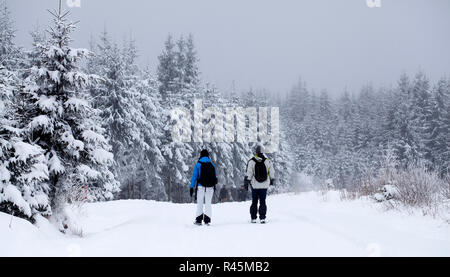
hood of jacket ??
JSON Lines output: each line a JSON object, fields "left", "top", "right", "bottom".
{"left": 199, "top": 156, "right": 212, "bottom": 163}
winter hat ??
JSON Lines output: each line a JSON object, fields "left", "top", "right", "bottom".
{"left": 254, "top": 144, "right": 265, "bottom": 155}
{"left": 200, "top": 149, "right": 209, "bottom": 158}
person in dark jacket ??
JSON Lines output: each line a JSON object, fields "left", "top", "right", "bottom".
{"left": 242, "top": 145, "right": 275, "bottom": 224}
{"left": 190, "top": 149, "right": 217, "bottom": 225}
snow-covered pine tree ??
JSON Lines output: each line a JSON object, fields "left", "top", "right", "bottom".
{"left": 284, "top": 79, "right": 312, "bottom": 174}
{"left": 248, "top": 87, "right": 293, "bottom": 192}
{"left": 184, "top": 34, "right": 200, "bottom": 87}
{"left": 0, "top": 64, "right": 50, "bottom": 221}
{"left": 410, "top": 72, "right": 432, "bottom": 162}
{"left": 0, "top": 3, "right": 51, "bottom": 222}
{"left": 270, "top": 109, "right": 293, "bottom": 193}
{"left": 131, "top": 68, "right": 166, "bottom": 200}
{"left": 158, "top": 35, "right": 208, "bottom": 202}
{"left": 157, "top": 35, "right": 178, "bottom": 103}
{"left": 224, "top": 90, "right": 251, "bottom": 193}
{"left": 0, "top": 1, "right": 20, "bottom": 70}
{"left": 26, "top": 23, "right": 47, "bottom": 70}
{"left": 25, "top": 6, "right": 119, "bottom": 225}
{"left": 382, "top": 74, "right": 417, "bottom": 167}
{"left": 116, "top": 36, "right": 154, "bottom": 199}
{"left": 201, "top": 84, "right": 234, "bottom": 200}
{"left": 427, "top": 78, "right": 450, "bottom": 175}
{"left": 313, "top": 89, "right": 336, "bottom": 179}
{"left": 87, "top": 30, "right": 154, "bottom": 200}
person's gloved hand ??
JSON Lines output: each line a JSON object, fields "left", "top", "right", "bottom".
{"left": 270, "top": 179, "right": 276, "bottom": 186}
{"left": 242, "top": 178, "right": 250, "bottom": 191}
{"left": 190, "top": 188, "right": 194, "bottom": 197}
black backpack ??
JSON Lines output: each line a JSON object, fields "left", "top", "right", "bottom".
{"left": 252, "top": 157, "right": 268, "bottom": 183}
{"left": 198, "top": 161, "right": 218, "bottom": 187}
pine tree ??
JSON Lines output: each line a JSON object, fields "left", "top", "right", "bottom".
{"left": 0, "top": 65, "right": 50, "bottom": 221}
{"left": 157, "top": 35, "right": 178, "bottom": 103}
{"left": 382, "top": 74, "right": 416, "bottom": 167}
{"left": 428, "top": 78, "right": 450, "bottom": 175}
{"left": 87, "top": 30, "right": 158, "bottom": 199}
{"left": 184, "top": 34, "right": 199, "bottom": 86}
{"left": 25, "top": 6, "right": 119, "bottom": 224}
{"left": 130, "top": 68, "right": 166, "bottom": 200}
{"left": 0, "top": 1, "right": 20, "bottom": 70}
{"left": 411, "top": 72, "right": 431, "bottom": 162}
{"left": 157, "top": 34, "right": 201, "bottom": 202}
{"left": 26, "top": 23, "right": 47, "bottom": 70}
{"left": 0, "top": 3, "right": 51, "bottom": 221}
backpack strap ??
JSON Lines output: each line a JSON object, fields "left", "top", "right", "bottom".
{"left": 252, "top": 156, "right": 266, "bottom": 163}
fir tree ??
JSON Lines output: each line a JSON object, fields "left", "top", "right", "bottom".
{"left": 0, "top": 65, "right": 50, "bottom": 221}
{"left": 25, "top": 6, "right": 119, "bottom": 223}
{"left": 0, "top": 1, "right": 20, "bottom": 69}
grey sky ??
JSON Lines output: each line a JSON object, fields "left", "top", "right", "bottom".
{"left": 8, "top": 0, "right": 450, "bottom": 96}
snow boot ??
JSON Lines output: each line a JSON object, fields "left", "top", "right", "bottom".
{"left": 203, "top": 215, "right": 211, "bottom": 225}
{"left": 251, "top": 219, "right": 257, "bottom": 224}
{"left": 260, "top": 219, "right": 266, "bottom": 224}
{"left": 195, "top": 214, "right": 203, "bottom": 225}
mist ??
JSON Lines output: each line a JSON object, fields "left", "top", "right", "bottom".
{"left": 8, "top": 0, "right": 450, "bottom": 95}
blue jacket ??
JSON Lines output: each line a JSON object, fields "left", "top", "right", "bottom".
{"left": 190, "top": 157, "right": 217, "bottom": 188}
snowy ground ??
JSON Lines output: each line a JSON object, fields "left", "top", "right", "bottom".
{"left": 1, "top": 191, "right": 449, "bottom": 257}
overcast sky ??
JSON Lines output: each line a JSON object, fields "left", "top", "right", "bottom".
{"left": 8, "top": 0, "right": 450, "bottom": 96}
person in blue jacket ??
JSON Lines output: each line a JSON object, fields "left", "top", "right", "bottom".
{"left": 190, "top": 149, "right": 218, "bottom": 225}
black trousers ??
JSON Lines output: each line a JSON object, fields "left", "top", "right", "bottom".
{"left": 250, "top": 189, "right": 267, "bottom": 220}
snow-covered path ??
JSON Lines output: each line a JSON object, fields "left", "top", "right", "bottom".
{"left": 1, "top": 192, "right": 449, "bottom": 257}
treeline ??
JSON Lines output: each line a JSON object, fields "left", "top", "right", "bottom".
{"left": 282, "top": 74, "right": 450, "bottom": 208}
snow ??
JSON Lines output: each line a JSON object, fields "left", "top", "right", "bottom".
{"left": 64, "top": 72, "right": 90, "bottom": 87}
{"left": 82, "top": 130, "right": 107, "bottom": 144}
{"left": 68, "top": 48, "right": 90, "bottom": 59}
{"left": 0, "top": 164, "right": 10, "bottom": 182}
{"left": 0, "top": 100, "right": 5, "bottom": 113}
{"left": 374, "top": 193, "right": 385, "bottom": 202}
{"left": 90, "top": 149, "right": 114, "bottom": 164}
{"left": 374, "top": 184, "right": 400, "bottom": 202}
{"left": 21, "top": 163, "right": 48, "bottom": 183}
{"left": 1, "top": 191, "right": 449, "bottom": 257}
{"left": 0, "top": 185, "right": 31, "bottom": 217}
{"left": 33, "top": 193, "right": 50, "bottom": 208}
{"left": 65, "top": 97, "right": 89, "bottom": 111}
{"left": 77, "top": 165, "right": 100, "bottom": 180}
{"left": 49, "top": 152, "right": 65, "bottom": 175}
{"left": 29, "top": 115, "right": 52, "bottom": 131}
{"left": 37, "top": 95, "right": 58, "bottom": 112}
{"left": 382, "top": 184, "right": 399, "bottom": 199}
{"left": 37, "top": 67, "right": 47, "bottom": 77}
{"left": 13, "top": 141, "right": 43, "bottom": 162}
{"left": 48, "top": 71, "right": 61, "bottom": 84}
{"left": 61, "top": 131, "right": 85, "bottom": 153}
{"left": 46, "top": 46, "right": 64, "bottom": 59}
